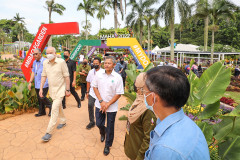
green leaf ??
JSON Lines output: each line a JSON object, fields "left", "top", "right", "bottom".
{"left": 223, "top": 104, "right": 240, "bottom": 117}
{"left": 213, "top": 117, "right": 240, "bottom": 141}
{"left": 5, "top": 106, "right": 14, "bottom": 112}
{"left": 196, "top": 121, "right": 213, "bottom": 145}
{"left": 119, "top": 115, "right": 128, "bottom": 121}
{"left": 195, "top": 61, "right": 231, "bottom": 105}
{"left": 187, "top": 70, "right": 200, "bottom": 106}
{"left": 199, "top": 101, "right": 220, "bottom": 120}
{"left": 8, "top": 90, "right": 15, "bottom": 98}
{"left": 219, "top": 136, "right": 240, "bottom": 160}
{"left": 120, "top": 104, "right": 131, "bottom": 111}
{"left": 15, "top": 92, "right": 23, "bottom": 101}
{"left": 123, "top": 91, "right": 136, "bottom": 105}
{"left": 143, "top": 63, "right": 154, "bottom": 72}
{"left": 125, "top": 70, "right": 138, "bottom": 83}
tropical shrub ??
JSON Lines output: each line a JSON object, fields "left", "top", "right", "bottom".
{"left": 187, "top": 60, "right": 240, "bottom": 160}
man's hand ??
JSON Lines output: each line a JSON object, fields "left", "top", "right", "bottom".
{"left": 65, "top": 91, "right": 71, "bottom": 97}
{"left": 28, "top": 83, "right": 32, "bottom": 91}
{"left": 39, "top": 89, "right": 43, "bottom": 98}
{"left": 86, "top": 93, "right": 89, "bottom": 99}
{"left": 72, "top": 81, "right": 76, "bottom": 87}
{"left": 100, "top": 101, "right": 107, "bottom": 113}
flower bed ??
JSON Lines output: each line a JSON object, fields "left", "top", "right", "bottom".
{"left": 220, "top": 97, "right": 238, "bottom": 107}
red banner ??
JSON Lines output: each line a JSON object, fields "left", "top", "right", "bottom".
{"left": 21, "top": 22, "right": 79, "bottom": 81}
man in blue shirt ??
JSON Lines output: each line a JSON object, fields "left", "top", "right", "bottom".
{"left": 143, "top": 66, "right": 210, "bottom": 160}
{"left": 28, "top": 48, "right": 52, "bottom": 117}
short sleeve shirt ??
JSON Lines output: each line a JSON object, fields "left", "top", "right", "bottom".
{"left": 41, "top": 58, "right": 69, "bottom": 100}
{"left": 65, "top": 59, "right": 76, "bottom": 82}
{"left": 91, "top": 70, "right": 124, "bottom": 112}
{"left": 86, "top": 68, "right": 103, "bottom": 99}
{"left": 144, "top": 109, "right": 210, "bottom": 160}
{"left": 32, "top": 57, "right": 48, "bottom": 89}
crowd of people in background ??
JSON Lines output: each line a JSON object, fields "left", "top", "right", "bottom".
{"left": 28, "top": 48, "right": 217, "bottom": 159}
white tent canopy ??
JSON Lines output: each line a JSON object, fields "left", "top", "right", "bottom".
{"left": 152, "top": 46, "right": 161, "bottom": 54}
{"left": 157, "top": 44, "right": 200, "bottom": 52}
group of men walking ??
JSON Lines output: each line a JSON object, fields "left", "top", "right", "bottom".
{"left": 29, "top": 47, "right": 124, "bottom": 155}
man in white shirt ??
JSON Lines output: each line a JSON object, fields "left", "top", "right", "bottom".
{"left": 92, "top": 56, "right": 124, "bottom": 156}
{"left": 86, "top": 57, "right": 103, "bottom": 129}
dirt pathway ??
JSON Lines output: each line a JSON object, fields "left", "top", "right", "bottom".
{"left": 0, "top": 88, "right": 129, "bottom": 160}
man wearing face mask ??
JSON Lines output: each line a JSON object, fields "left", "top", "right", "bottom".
{"left": 28, "top": 48, "right": 52, "bottom": 117}
{"left": 39, "top": 47, "right": 71, "bottom": 142}
{"left": 62, "top": 50, "right": 81, "bottom": 109}
{"left": 144, "top": 66, "right": 210, "bottom": 160}
{"left": 78, "top": 58, "right": 91, "bottom": 101}
{"left": 85, "top": 57, "right": 103, "bottom": 129}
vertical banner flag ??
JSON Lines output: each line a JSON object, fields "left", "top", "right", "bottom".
{"left": 21, "top": 22, "right": 79, "bottom": 82}
{"left": 107, "top": 38, "right": 150, "bottom": 69}
{"left": 87, "top": 43, "right": 109, "bottom": 57}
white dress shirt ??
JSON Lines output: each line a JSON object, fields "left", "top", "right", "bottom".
{"left": 86, "top": 68, "right": 104, "bottom": 99}
{"left": 92, "top": 70, "right": 124, "bottom": 112}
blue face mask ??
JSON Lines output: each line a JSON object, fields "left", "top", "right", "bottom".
{"left": 144, "top": 92, "right": 155, "bottom": 112}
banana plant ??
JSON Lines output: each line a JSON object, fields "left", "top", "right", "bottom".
{"left": 187, "top": 60, "right": 240, "bottom": 159}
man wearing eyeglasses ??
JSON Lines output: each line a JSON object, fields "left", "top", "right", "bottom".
{"left": 28, "top": 48, "right": 52, "bottom": 117}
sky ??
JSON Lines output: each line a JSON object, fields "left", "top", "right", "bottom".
{"left": 1, "top": 0, "right": 240, "bottom": 36}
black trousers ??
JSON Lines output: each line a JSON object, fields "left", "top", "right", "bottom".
{"left": 88, "top": 95, "right": 96, "bottom": 124}
{"left": 122, "top": 76, "right": 126, "bottom": 87}
{"left": 80, "top": 83, "right": 87, "bottom": 99}
{"left": 35, "top": 88, "right": 52, "bottom": 114}
{"left": 62, "top": 83, "right": 81, "bottom": 107}
{"left": 95, "top": 107, "right": 117, "bottom": 147}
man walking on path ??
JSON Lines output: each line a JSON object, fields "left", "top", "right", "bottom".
{"left": 62, "top": 50, "right": 81, "bottom": 109}
{"left": 92, "top": 56, "right": 124, "bottom": 156}
{"left": 78, "top": 58, "right": 91, "bottom": 101}
{"left": 28, "top": 48, "right": 52, "bottom": 117}
{"left": 86, "top": 57, "right": 103, "bottom": 129}
{"left": 39, "top": 47, "right": 71, "bottom": 142}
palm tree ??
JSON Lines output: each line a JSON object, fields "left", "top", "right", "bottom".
{"left": 126, "top": 0, "right": 158, "bottom": 46}
{"left": 94, "top": 0, "right": 112, "bottom": 30}
{"left": 77, "top": 0, "right": 95, "bottom": 53}
{"left": 156, "top": 0, "right": 191, "bottom": 61}
{"left": 144, "top": 9, "right": 157, "bottom": 56}
{"left": 44, "top": 0, "right": 66, "bottom": 47}
{"left": 207, "top": 0, "right": 237, "bottom": 64}
{"left": 113, "top": 0, "right": 126, "bottom": 30}
{"left": 195, "top": 0, "right": 210, "bottom": 51}
{"left": 13, "top": 13, "right": 25, "bottom": 51}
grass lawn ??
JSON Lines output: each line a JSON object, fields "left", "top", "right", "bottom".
{"left": 224, "top": 91, "right": 240, "bottom": 104}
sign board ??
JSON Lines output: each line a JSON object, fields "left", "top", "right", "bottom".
{"left": 107, "top": 38, "right": 150, "bottom": 69}
{"left": 21, "top": 22, "right": 79, "bottom": 82}
{"left": 87, "top": 43, "right": 109, "bottom": 57}
{"left": 70, "top": 40, "right": 101, "bottom": 60}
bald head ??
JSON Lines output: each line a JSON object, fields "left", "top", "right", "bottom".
{"left": 46, "top": 47, "right": 56, "bottom": 54}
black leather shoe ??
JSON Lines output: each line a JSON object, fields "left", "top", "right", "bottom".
{"left": 80, "top": 98, "right": 84, "bottom": 101}
{"left": 48, "top": 109, "right": 51, "bottom": 117}
{"left": 101, "top": 134, "right": 105, "bottom": 142}
{"left": 103, "top": 147, "right": 110, "bottom": 156}
{"left": 35, "top": 113, "right": 46, "bottom": 117}
{"left": 78, "top": 103, "right": 81, "bottom": 108}
{"left": 63, "top": 106, "right": 66, "bottom": 109}
{"left": 86, "top": 123, "right": 95, "bottom": 130}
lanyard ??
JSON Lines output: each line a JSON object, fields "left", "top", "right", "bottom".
{"left": 35, "top": 58, "right": 43, "bottom": 76}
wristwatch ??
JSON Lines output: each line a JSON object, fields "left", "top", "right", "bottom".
{"left": 99, "top": 100, "right": 103, "bottom": 103}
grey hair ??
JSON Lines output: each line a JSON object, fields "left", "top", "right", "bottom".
{"left": 34, "top": 48, "right": 41, "bottom": 53}
{"left": 105, "top": 56, "right": 116, "bottom": 64}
